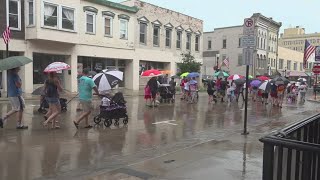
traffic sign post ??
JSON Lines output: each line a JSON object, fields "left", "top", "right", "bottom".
{"left": 242, "top": 18, "right": 255, "bottom": 136}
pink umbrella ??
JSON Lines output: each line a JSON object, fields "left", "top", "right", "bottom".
{"left": 257, "top": 76, "right": 270, "bottom": 81}
{"left": 44, "top": 62, "right": 71, "bottom": 73}
{"left": 141, "top": 69, "right": 161, "bottom": 77}
{"left": 227, "top": 74, "right": 244, "bottom": 81}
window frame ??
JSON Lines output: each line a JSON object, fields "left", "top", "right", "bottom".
{"left": 208, "top": 40, "right": 212, "bottom": 50}
{"left": 103, "top": 15, "right": 113, "bottom": 37}
{"left": 222, "top": 39, "right": 227, "bottom": 49}
{"left": 195, "top": 35, "right": 200, "bottom": 52}
{"left": 6, "top": 0, "right": 22, "bottom": 31}
{"left": 61, "top": 6, "right": 75, "bottom": 31}
{"left": 238, "top": 54, "right": 243, "bottom": 66}
{"left": 85, "top": 11, "right": 96, "bottom": 34}
{"left": 176, "top": 31, "right": 182, "bottom": 49}
{"left": 119, "top": 19, "right": 128, "bottom": 40}
{"left": 42, "top": 1, "right": 59, "bottom": 29}
{"left": 165, "top": 28, "right": 172, "bottom": 48}
{"left": 186, "top": 33, "right": 191, "bottom": 50}
{"left": 153, "top": 25, "right": 160, "bottom": 47}
{"left": 27, "top": 0, "right": 35, "bottom": 26}
{"left": 139, "top": 22, "right": 147, "bottom": 45}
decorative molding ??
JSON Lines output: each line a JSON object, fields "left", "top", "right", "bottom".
{"left": 138, "top": 16, "right": 149, "bottom": 23}
{"left": 195, "top": 31, "right": 201, "bottom": 35}
{"left": 152, "top": 20, "right": 162, "bottom": 26}
{"left": 164, "top": 23, "right": 173, "bottom": 29}
{"left": 185, "top": 28, "right": 193, "bottom": 33}
{"left": 176, "top": 25, "right": 184, "bottom": 31}
{"left": 83, "top": 6, "right": 98, "bottom": 13}
{"left": 102, "top": 11, "right": 115, "bottom": 17}
{"left": 118, "top": 14, "right": 130, "bottom": 20}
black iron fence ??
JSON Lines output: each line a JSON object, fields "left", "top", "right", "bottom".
{"left": 260, "top": 113, "right": 320, "bottom": 180}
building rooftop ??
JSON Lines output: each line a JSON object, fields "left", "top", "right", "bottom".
{"left": 85, "top": 0, "right": 139, "bottom": 13}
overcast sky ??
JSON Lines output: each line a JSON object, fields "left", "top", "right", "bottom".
{"left": 115, "top": 0, "right": 319, "bottom": 34}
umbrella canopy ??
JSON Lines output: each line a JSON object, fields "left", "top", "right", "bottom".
{"left": 187, "top": 72, "right": 200, "bottom": 78}
{"left": 44, "top": 62, "right": 71, "bottom": 73}
{"left": 228, "top": 74, "right": 244, "bottom": 81}
{"left": 257, "top": 76, "right": 270, "bottom": 81}
{"left": 250, "top": 80, "right": 261, "bottom": 87}
{"left": 160, "top": 70, "right": 171, "bottom": 75}
{"left": 0, "top": 56, "right": 33, "bottom": 71}
{"left": 141, "top": 69, "right": 161, "bottom": 77}
{"left": 271, "top": 76, "right": 290, "bottom": 85}
{"left": 180, "top": 72, "right": 189, "bottom": 78}
{"left": 248, "top": 75, "right": 253, "bottom": 79}
{"left": 93, "top": 71, "right": 123, "bottom": 92}
{"left": 214, "top": 71, "right": 229, "bottom": 77}
{"left": 32, "top": 86, "right": 45, "bottom": 96}
{"left": 234, "top": 78, "right": 246, "bottom": 85}
{"left": 297, "top": 78, "right": 307, "bottom": 82}
{"left": 258, "top": 81, "right": 271, "bottom": 91}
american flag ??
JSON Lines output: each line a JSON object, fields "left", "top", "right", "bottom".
{"left": 2, "top": 26, "right": 11, "bottom": 45}
{"left": 303, "top": 40, "right": 315, "bottom": 68}
{"left": 223, "top": 57, "right": 230, "bottom": 69}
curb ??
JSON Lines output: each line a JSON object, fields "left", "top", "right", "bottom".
{"left": 307, "top": 99, "right": 320, "bottom": 103}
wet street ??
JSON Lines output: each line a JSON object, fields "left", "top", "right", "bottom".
{"left": 0, "top": 93, "right": 319, "bottom": 180}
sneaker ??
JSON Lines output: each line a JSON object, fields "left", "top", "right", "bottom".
{"left": 0, "top": 118, "right": 3, "bottom": 128}
{"left": 84, "top": 125, "right": 93, "bottom": 129}
{"left": 16, "top": 125, "right": 28, "bottom": 130}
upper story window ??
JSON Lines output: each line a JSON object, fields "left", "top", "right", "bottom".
{"left": 176, "top": 31, "right": 182, "bottom": 49}
{"left": 222, "top": 39, "right": 227, "bottom": 49}
{"left": 165, "top": 29, "right": 172, "bottom": 48}
{"left": 27, "top": 0, "right": 35, "bottom": 26}
{"left": 7, "top": 0, "right": 21, "bottom": 30}
{"left": 104, "top": 16, "right": 113, "bottom": 36}
{"left": 195, "top": 35, "right": 200, "bottom": 52}
{"left": 86, "top": 12, "right": 95, "bottom": 34}
{"left": 186, "top": 33, "right": 191, "bottom": 50}
{"left": 238, "top": 37, "right": 241, "bottom": 47}
{"left": 120, "top": 19, "right": 128, "bottom": 39}
{"left": 139, "top": 23, "right": 147, "bottom": 44}
{"left": 42, "top": 2, "right": 75, "bottom": 31}
{"left": 153, "top": 26, "right": 160, "bottom": 46}
{"left": 287, "top": 60, "right": 291, "bottom": 70}
{"left": 293, "top": 62, "right": 297, "bottom": 71}
{"left": 208, "top": 40, "right": 212, "bottom": 50}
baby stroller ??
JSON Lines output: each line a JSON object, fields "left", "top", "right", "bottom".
{"left": 93, "top": 92, "right": 129, "bottom": 127}
{"left": 159, "top": 84, "right": 174, "bottom": 103}
{"left": 38, "top": 96, "right": 68, "bottom": 114}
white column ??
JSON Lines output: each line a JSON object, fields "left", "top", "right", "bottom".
{"left": 21, "top": 50, "right": 33, "bottom": 94}
{"left": 125, "top": 59, "right": 139, "bottom": 91}
{"left": 64, "top": 55, "right": 78, "bottom": 93}
{"left": 2, "top": 70, "right": 7, "bottom": 96}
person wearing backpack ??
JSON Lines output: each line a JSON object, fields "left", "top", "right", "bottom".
{"left": 43, "top": 72, "right": 63, "bottom": 129}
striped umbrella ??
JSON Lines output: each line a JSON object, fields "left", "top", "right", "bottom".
{"left": 92, "top": 70, "right": 123, "bottom": 92}
{"left": 44, "top": 62, "right": 71, "bottom": 73}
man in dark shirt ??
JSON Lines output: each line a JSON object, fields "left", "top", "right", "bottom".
{"left": 147, "top": 77, "right": 159, "bottom": 107}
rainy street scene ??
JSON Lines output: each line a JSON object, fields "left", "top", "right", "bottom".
{"left": 1, "top": 0, "right": 320, "bottom": 180}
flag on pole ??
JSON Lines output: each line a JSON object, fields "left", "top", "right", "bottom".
{"left": 223, "top": 57, "right": 230, "bottom": 69}
{"left": 303, "top": 40, "right": 316, "bottom": 68}
{"left": 2, "top": 26, "right": 11, "bottom": 45}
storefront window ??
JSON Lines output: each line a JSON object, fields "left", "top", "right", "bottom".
{"left": 118, "top": 60, "right": 126, "bottom": 67}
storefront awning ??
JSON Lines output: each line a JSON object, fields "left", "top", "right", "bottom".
{"left": 288, "top": 71, "right": 308, "bottom": 77}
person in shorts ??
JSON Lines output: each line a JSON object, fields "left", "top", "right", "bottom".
{"left": 147, "top": 77, "right": 159, "bottom": 107}
{"left": 0, "top": 67, "right": 28, "bottom": 129}
{"left": 277, "top": 84, "right": 286, "bottom": 108}
{"left": 73, "top": 68, "right": 99, "bottom": 129}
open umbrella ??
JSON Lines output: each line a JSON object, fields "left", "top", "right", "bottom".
{"left": 248, "top": 75, "right": 253, "bottom": 79}
{"left": 187, "top": 72, "right": 200, "bottom": 78}
{"left": 228, "top": 74, "right": 244, "bottom": 81}
{"left": 234, "top": 78, "right": 246, "bottom": 85}
{"left": 258, "top": 81, "right": 271, "bottom": 91}
{"left": 44, "top": 62, "right": 71, "bottom": 73}
{"left": 297, "top": 78, "right": 307, "bottom": 82}
{"left": 141, "top": 69, "right": 161, "bottom": 77}
{"left": 250, "top": 80, "right": 261, "bottom": 87}
{"left": 160, "top": 70, "right": 171, "bottom": 75}
{"left": 0, "top": 56, "right": 33, "bottom": 71}
{"left": 93, "top": 70, "right": 123, "bottom": 92}
{"left": 214, "top": 71, "right": 229, "bottom": 77}
{"left": 180, "top": 72, "right": 189, "bottom": 78}
{"left": 257, "top": 76, "right": 270, "bottom": 81}
{"left": 271, "top": 76, "right": 289, "bottom": 85}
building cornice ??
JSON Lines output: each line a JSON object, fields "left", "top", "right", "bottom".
{"left": 84, "top": 0, "right": 139, "bottom": 13}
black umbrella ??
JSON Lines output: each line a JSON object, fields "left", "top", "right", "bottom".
{"left": 32, "top": 86, "right": 45, "bottom": 96}
{"left": 234, "top": 78, "right": 246, "bottom": 85}
{"left": 271, "top": 76, "right": 289, "bottom": 85}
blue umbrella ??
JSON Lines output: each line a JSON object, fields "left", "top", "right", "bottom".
{"left": 250, "top": 80, "right": 261, "bottom": 87}
{"left": 187, "top": 72, "right": 200, "bottom": 78}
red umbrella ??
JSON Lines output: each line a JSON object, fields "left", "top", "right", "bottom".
{"left": 257, "top": 76, "right": 270, "bottom": 81}
{"left": 141, "top": 69, "right": 161, "bottom": 77}
{"left": 227, "top": 74, "right": 244, "bottom": 80}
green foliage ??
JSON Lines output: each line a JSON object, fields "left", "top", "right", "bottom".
{"left": 176, "top": 52, "right": 202, "bottom": 76}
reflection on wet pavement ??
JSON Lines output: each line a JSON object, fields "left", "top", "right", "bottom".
{"left": 0, "top": 93, "right": 319, "bottom": 180}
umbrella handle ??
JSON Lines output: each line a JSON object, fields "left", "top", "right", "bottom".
{"left": 66, "top": 93, "right": 79, "bottom": 105}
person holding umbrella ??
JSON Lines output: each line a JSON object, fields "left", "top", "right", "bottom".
{"left": 0, "top": 67, "right": 28, "bottom": 129}
{"left": 147, "top": 76, "right": 159, "bottom": 107}
{"left": 73, "top": 68, "right": 100, "bottom": 129}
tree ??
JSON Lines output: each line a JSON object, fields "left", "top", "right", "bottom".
{"left": 176, "top": 52, "right": 202, "bottom": 76}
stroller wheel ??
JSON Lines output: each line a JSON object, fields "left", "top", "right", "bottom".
{"left": 114, "top": 119, "right": 120, "bottom": 126}
{"left": 41, "top": 109, "right": 48, "bottom": 114}
{"left": 103, "top": 118, "right": 112, "bottom": 128}
{"left": 61, "top": 108, "right": 67, "bottom": 113}
{"left": 93, "top": 116, "right": 102, "bottom": 124}
{"left": 123, "top": 115, "right": 129, "bottom": 125}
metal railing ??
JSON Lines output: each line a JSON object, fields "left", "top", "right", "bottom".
{"left": 260, "top": 113, "right": 320, "bottom": 180}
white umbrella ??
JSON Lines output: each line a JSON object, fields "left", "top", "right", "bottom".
{"left": 44, "top": 62, "right": 70, "bottom": 73}
{"left": 297, "top": 78, "right": 307, "bottom": 82}
{"left": 258, "top": 81, "right": 271, "bottom": 91}
{"left": 92, "top": 70, "right": 123, "bottom": 92}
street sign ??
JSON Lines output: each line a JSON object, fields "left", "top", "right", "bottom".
{"left": 243, "top": 48, "right": 254, "bottom": 65}
{"left": 243, "top": 18, "right": 255, "bottom": 35}
{"left": 241, "top": 36, "right": 256, "bottom": 48}
{"left": 312, "top": 65, "right": 320, "bottom": 74}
